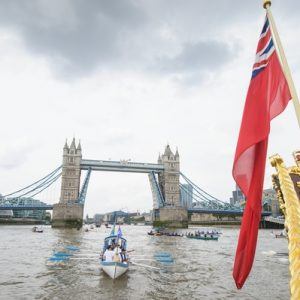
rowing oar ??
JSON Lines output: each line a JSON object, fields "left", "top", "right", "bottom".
{"left": 72, "top": 254, "right": 98, "bottom": 257}
{"left": 69, "top": 257, "right": 98, "bottom": 260}
{"left": 130, "top": 258, "right": 156, "bottom": 262}
{"left": 130, "top": 261, "right": 161, "bottom": 270}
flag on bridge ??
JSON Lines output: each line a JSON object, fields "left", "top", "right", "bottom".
{"left": 232, "top": 15, "right": 291, "bottom": 289}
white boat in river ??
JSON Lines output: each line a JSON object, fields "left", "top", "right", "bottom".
{"left": 100, "top": 231, "right": 129, "bottom": 279}
{"left": 101, "top": 260, "right": 128, "bottom": 279}
{"left": 32, "top": 226, "right": 43, "bottom": 233}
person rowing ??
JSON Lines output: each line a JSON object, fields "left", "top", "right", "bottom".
{"left": 103, "top": 245, "right": 115, "bottom": 262}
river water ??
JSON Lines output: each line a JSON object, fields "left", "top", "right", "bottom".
{"left": 0, "top": 225, "right": 290, "bottom": 300}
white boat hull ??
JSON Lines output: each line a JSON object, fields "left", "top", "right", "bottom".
{"left": 101, "top": 261, "right": 128, "bottom": 279}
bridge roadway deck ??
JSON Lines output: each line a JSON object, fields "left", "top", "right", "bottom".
{"left": 0, "top": 205, "right": 272, "bottom": 216}
{"left": 80, "top": 159, "right": 165, "bottom": 173}
{"left": 188, "top": 208, "right": 272, "bottom": 216}
{"left": 264, "top": 216, "right": 285, "bottom": 224}
{"left": 0, "top": 205, "right": 53, "bottom": 210}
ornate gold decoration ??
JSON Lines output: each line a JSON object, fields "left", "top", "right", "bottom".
{"left": 289, "top": 166, "right": 300, "bottom": 175}
{"left": 292, "top": 151, "right": 300, "bottom": 168}
{"left": 270, "top": 154, "right": 300, "bottom": 300}
{"left": 271, "top": 174, "right": 286, "bottom": 216}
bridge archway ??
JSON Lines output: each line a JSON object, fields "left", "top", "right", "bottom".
{"left": 84, "top": 172, "right": 153, "bottom": 215}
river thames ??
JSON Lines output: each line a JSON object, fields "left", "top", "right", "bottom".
{"left": 0, "top": 225, "right": 289, "bottom": 300}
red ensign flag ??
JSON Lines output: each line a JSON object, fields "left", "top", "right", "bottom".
{"left": 232, "top": 16, "right": 291, "bottom": 289}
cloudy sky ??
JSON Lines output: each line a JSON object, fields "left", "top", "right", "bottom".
{"left": 0, "top": 0, "right": 299, "bottom": 216}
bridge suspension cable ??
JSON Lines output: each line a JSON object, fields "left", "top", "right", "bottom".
{"left": 180, "top": 182, "right": 223, "bottom": 209}
{"left": 180, "top": 172, "right": 237, "bottom": 210}
{"left": 180, "top": 183, "right": 212, "bottom": 207}
{"left": 3, "top": 165, "right": 62, "bottom": 198}
{"left": 180, "top": 172, "right": 226, "bottom": 204}
{"left": 15, "top": 171, "right": 62, "bottom": 199}
{"left": 26, "top": 172, "right": 62, "bottom": 198}
{"left": 180, "top": 175, "right": 224, "bottom": 207}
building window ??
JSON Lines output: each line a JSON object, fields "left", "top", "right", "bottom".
{"left": 69, "top": 157, "right": 74, "bottom": 163}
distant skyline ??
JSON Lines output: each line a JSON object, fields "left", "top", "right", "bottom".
{"left": 0, "top": 1, "right": 299, "bottom": 215}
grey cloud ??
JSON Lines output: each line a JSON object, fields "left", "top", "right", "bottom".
{"left": 0, "top": 0, "right": 147, "bottom": 77}
{"left": 0, "top": 0, "right": 277, "bottom": 79}
{"left": 157, "top": 40, "right": 234, "bottom": 75}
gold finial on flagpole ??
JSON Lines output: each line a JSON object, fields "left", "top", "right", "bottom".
{"left": 263, "top": 0, "right": 271, "bottom": 9}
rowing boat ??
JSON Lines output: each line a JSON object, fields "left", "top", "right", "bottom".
{"left": 101, "top": 260, "right": 128, "bottom": 279}
{"left": 100, "top": 228, "right": 129, "bottom": 279}
{"left": 186, "top": 235, "right": 218, "bottom": 241}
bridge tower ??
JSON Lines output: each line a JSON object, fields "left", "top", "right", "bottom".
{"left": 158, "top": 145, "right": 181, "bottom": 205}
{"left": 156, "top": 145, "right": 188, "bottom": 228}
{"left": 52, "top": 138, "right": 84, "bottom": 227}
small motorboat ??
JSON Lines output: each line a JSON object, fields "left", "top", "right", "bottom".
{"left": 100, "top": 228, "right": 129, "bottom": 279}
{"left": 32, "top": 226, "right": 43, "bottom": 233}
{"left": 275, "top": 233, "right": 286, "bottom": 238}
{"left": 273, "top": 229, "right": 287, "bottom": 239}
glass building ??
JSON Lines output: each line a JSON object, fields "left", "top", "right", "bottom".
{"left": 0, "top": 197, "right": 48, "bottom": 220}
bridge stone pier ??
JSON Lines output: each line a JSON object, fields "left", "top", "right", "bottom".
{"left": 155, "top": 145, "right": 188, "bottom": 228}
{"left": 52, "top": 139, "right": 83, "bottom": 228}
{"left": 52, "top": 139, "right": 188, "bottom": 228}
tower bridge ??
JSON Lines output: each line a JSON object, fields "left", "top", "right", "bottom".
{"left": 0, "top": 138, "right": 256, "bottom": 228}
{"left": 53, "top": 139, "right": 187, "bottom": 227}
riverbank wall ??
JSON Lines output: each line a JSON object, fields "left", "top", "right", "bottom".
{"left": 0, "top": 218, "right": 47, "bottom": 225}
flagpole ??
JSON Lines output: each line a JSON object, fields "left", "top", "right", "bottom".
{"left": 263, "top": 0, "right": 300, "bottom": 128}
